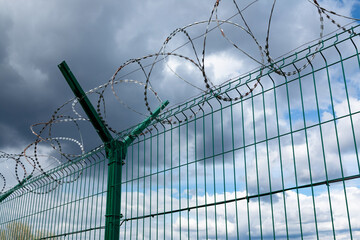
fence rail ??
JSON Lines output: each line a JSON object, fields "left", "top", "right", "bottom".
{"left": 1, "top": 25, "right": 360, "bottom": 239}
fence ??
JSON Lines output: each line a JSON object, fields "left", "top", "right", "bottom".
{"left": 1, "top": 25, "right": 360, "bottom": 239}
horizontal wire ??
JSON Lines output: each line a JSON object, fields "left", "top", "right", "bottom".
{"left": 122, "top": 174, "right": 360, "bottom": 223}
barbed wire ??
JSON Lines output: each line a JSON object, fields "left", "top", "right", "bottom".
{"left": 1, "top": 0, "right": 359, "bottom": 195}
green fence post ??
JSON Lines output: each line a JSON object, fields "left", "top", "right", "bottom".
{"left": 58, "top": 61, "right": 168, "bottom": 239}
{"left": 105, "top": 140, "right": 126, "bottom": 240}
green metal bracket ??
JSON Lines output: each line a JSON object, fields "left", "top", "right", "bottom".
{"left": 123, "top": 100, "right": 169, "bottom": 147}
{"left": 58, "top": 61, "right": 113, "bottom": 145}
{"left": 0, "top": 175, "right": 32, "bottom": 203}
{"left": 58, "top": 60, "right": 168, "bottom": 240}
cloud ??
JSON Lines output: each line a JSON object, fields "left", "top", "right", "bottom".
{"left": 118, "top": 185, "right": 360, "bottom": 239}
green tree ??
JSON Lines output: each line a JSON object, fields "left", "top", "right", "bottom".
{"left": 0, "top": 221, "right": 57, "bottom": 240}
{"left": 0, "top": 222, "right": 34, "bottom": 240}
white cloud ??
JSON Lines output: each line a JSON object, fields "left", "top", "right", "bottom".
{"left": 118, "top": 185, "right": 360, "bottom": 239}
{"left": 204, "top": 51, "right": 245, "bottom": 86}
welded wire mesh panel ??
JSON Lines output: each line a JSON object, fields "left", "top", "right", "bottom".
{"left": 0, "top": 26, "right": 360, "bottom": 240}
{"left": 0, "top": 149, "right": 108, "bottom": 239}
{"left": 119, "top": 27, "right": 360, "bottom": 239}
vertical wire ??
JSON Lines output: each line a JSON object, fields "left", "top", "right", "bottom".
{"left": 5, "top": 198, "right": 8, "bottom": 238}
{"left": 219, "top": 100, "right": 229, "bottom": 240}
{"left": 97, "top": 160, "right": 102, "bottom": 238}
{"left": 170, "top": 121, "right": 174, "bottom": 240}
{"left": 0, "top": 200, "right": 4, "bottom": 237}
{"left": 9, "top": 196, "right": 13, "bottom": 237}
{"left": 31, "top": 187, "right": 36, "bottom": 238}
{"left": 89, "top": 161, "right": 95, "bottom": 240}
{"left": 31, "top": 187, "right": 37, "bottom": 237}
{"left": 9, "top": 197, "right": 14, "bottom": 239}
{"left": 14, "top": 194, "right": 18, "bottom": 237}
{"left": 186, "top": 115, "right": 190, "bottom": 239}
{"left": 23, "top": 192, "right": 28, "bottom": 239}
{"left": 78, "top": 163, "right": 88, "bottom": 235}
{"left": 284, "top": 71, "right": 304, "bottom": 239}
{"left": 124, "top": 147, "right": 129, "bottom": 240}
{"left": 50, "top": 179, "right": 58, "bottom": 238}
{"left": 230, "top": 97, "right": 240, "bottom": 239}
{"left": 93, "top": 158, "right": 101, "bottom": 239}
{"left": 46, "top": 180, "right": 53, "bottom": 237}
{"left": 251, "top": 90, "right": 263, "bottom": 239}
{"left": 86, "top": 163, "right": 93, "bottom": 239}
{"left": 80, "top": 165, "right": 88, "bottom": 237}
{"left": 64, "top": 171, "right": 72, "bottom": 239}
{"left": 241, "top": 97, "right": 251, "bottom": 240}
{"left": 163, "top": 126, "right": 166, "bottom": 240}
{"left": 201, "top": 107, "right": 209, "bottom": 239}
{"left": 178, "top": 121, "right": 182, "bottom": 240}
{"left": 50, "top": 179, "right": 57, "bottom": 238}
{"left": 261, "top": 82, "right": 276, "bottom": 239}
{"left": 40, "top": 181, "right": 47, "bottom": 236}
{"left": 18, "top": 190, "right": 23, "bottom": 239}
{"left": 3, "top": 197, "right": 8, "bottom": 238}
{"left": 78, "top": 165, "right": 84, "bottom": 238}
{"left": 156, "top": 127, "right": 160, "bottom": 240}
{"left": 1, "top": 203, "right": 5, "bottom": 238}
{"left": 209, "top": 102, "right": 219, "bottom": 239}
{"left": 2, "top": 195, "right": 8, "bottom": 238}
{"left": 29, "top": 188, "right": 34, "bottom": 238}
{"left": 20, "top": 193, "right": 25, "bottom": 239}
{"left": 79, "top": 165, "right": 85, "bottom": 238}
{"left": 27, "top": 185, "right": 35, "bottom": 238}
{"left": 296, "top": 64, "right": 320, "bottom": 239}
{"left": 65, "top": 168, "right": 72, "bottom": 239}
{"left": 69, "top": 168, "right": 76, "bottom": 239}
{"left": 136, "top": 142, "right": 140, "bottom": 239}
{"left": 143, "top": 136, "right": 146, "bottom": 239}
{"left": 130, "top": 145, "right": 134, "bottom": 240}
{"left": 22, "top": 187, "right": 28, "bottom": 238}
{"left": 194, "top": 109, "right": 200, "bottom": 240}
{"left": 23, "top": 191, "right": 27, "bottom": 237}
{"left": 94, "top": 159, "right": 99, "bottom": 239}
{"left": 324, "top": 52, "right": 346, "bottom": 239}
{"left": 8, "top": 198, "right": 13, "bottom": 239}
{"left": 41, "top": 179, "right": 48, "bottom": 238}
{"left": 6, "top": 198, "right": 10, "bottom": 239}
{"left": 0, "top": 201, "right": 2, "bottom": 237}
{"left": 337, "top": 40, "right": 360, "bottom": 169}
{"left": 100, "top": 155, "right": 106, "bottom": 238}
{"left": 17, "top": 194, "right": 21, "bottom": 238}
{"left": 313, "top": 51, "right": 336, "bottom": 239}
{"left": 149, "top": 131, "right": 153, "bottom": 240}
{"left": 269, "top": 73, "right": 290, "bottom": 239}
{"left": 79, "top": 162, "right": 86, "bottom": 237}
{"left": 20, "top": 187, "right": 27, "bottom": 239}
{"left": 334, "top": 43, "right": 354, "bottom": 239}
{"left": 351, "top": 36, "right": 360, "bottom": 172}
{"left": 85, "top": 164, "right": 91, "bottom": 239}
{"left": 88, "top": 163, "right": 95, "bottom": 239}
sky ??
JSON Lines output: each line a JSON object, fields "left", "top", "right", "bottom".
{"left": 1, "top": 0, "right": 360, "bottom": 239}
{"left": 0, "top": 0, "right": 358, "bottom": 153}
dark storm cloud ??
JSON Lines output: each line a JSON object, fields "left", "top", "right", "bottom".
{"left": 0, "top": 0, "right": 358, "bottom": 174}
{"left": 0, "top": 0, "right": 215, "bottom": 151}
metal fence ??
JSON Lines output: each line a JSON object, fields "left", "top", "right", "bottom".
{"left": 1, "top": 25, "right": 360, "bottom": 239}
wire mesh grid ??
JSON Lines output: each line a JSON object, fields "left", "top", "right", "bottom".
{"left": 1, "top": 25, "right": 360, "bottom": 239}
